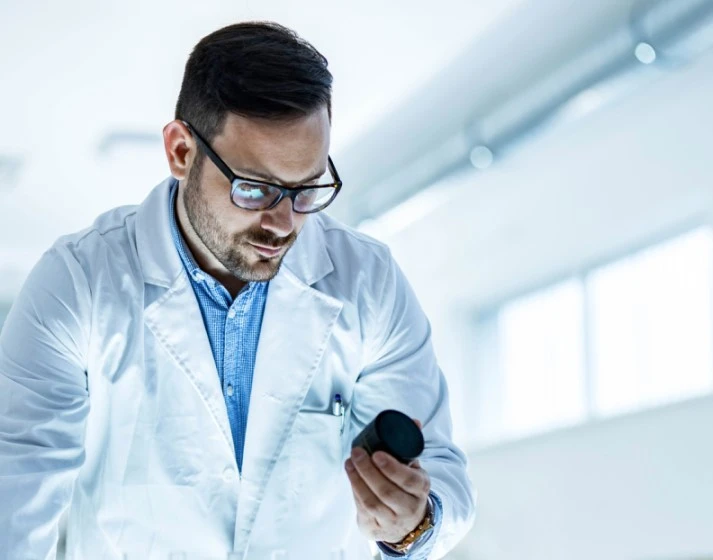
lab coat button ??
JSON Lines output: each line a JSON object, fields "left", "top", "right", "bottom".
{"left": 223, "top": 468, "right": 237, "bottom": 483}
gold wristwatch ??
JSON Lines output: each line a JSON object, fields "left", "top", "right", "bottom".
{"left": 383, "top": 499, "right": 435, "bottom": 553}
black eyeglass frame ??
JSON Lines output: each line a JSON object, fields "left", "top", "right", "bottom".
{"left": 182, "top": 121, "right": 343, "bottom": 214}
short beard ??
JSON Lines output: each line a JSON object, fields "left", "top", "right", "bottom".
{"left": 182, "top": 157, "right": 297, "bottom": 282}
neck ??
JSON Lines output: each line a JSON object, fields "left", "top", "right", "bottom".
{"left": 175, "top": 185, "right": 247, "bottom": 299}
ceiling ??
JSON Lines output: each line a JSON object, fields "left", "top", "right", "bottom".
{"left": 382, "top": 46, "right": 713, "bottom": 317}
{"left": 328, "top": 0, "right": 691, "bottom": 225}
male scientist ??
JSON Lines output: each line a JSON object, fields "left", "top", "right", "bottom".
{"left": 0, "top": 22, "right": 475, "bottom": 560}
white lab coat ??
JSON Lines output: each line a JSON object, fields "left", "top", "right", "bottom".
{"left": 0, "top": 178, "right": 475, "bottom": 560}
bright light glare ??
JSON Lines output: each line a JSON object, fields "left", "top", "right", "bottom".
{"left": 589, "top": 227, "right": 713, "bottom": 416}
{"left": 498, "top": 279, "right": 587, "bottom": 437}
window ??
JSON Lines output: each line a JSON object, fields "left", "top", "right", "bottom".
{"left": 588, "top": 227, "right": 713, "bottom": 416}
{"left": 498, "top": 280, "right": 587, "bottom": 437}
{"left": 471, "top": 226, "right": 713, "bottom": 446}
{"left": 471, "top": 279, "right": 587, "bottom": 446}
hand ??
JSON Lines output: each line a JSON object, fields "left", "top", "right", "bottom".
{"left": 344, "top": 419, "right": 430, "bottom": 544}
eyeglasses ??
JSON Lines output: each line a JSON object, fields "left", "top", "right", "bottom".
{"left": 182, "top": 121, "right": 343, "bottom": 214}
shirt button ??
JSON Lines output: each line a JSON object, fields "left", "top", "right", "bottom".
{"left": 226, "top": 384, "right": 234, "bottom": 397}
{"left": 222, "top": 467, "right": 237, "bottom": 483}
{"left": 193, "top": 272, "right": 204, "bottom": 282}
{"left": 228, "top": 308, "right": 236, "bottom": 319}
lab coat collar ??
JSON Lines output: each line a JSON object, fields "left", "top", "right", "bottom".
{"left": 134, "top": 177, "right": 334, "bottom": 290}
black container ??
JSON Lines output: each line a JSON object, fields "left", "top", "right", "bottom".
{"left": 352, "top": 410, "right": 424, "bottom": 464}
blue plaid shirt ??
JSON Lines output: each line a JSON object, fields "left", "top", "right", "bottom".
{"left": 169, "top": 181, "right": 441, "bottom": 558}
{"left": 169, "top": 181, "right": 268, "bottom": 472}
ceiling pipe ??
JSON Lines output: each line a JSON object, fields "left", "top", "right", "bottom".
{"left": 347, "top": 0, "right": 713, "bottom": 228}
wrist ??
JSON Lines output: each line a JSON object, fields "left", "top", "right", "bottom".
{"left": 383, "top": 498, "right": 435, "bottom": 553}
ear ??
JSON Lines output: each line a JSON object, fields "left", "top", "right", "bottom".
{"left": 163, "top": 120, "right": 196, "bottom": 181}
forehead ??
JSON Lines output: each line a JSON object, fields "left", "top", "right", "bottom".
{"left": 214, "top": 108, "right": 331, "bottom": 173}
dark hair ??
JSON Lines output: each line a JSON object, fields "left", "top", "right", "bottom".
{"left": 175, "top": 21, "right": 333, "bottom": 146}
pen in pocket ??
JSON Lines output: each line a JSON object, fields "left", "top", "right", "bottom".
{"left": 332, "top": 393, "right": 345, "bottom": 433}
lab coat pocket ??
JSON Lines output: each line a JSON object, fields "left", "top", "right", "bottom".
{"left": 287, "top": 410, "right": 346, "bottom": 517}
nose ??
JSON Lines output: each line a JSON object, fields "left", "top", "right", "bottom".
{"left": 260, "top": 196, "right": 295, "bottom": 238}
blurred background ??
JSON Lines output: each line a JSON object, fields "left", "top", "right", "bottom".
{"left": 2, "top": 0, "right": 713, "bottom": 558}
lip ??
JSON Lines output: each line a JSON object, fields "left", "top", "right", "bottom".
{"left": 249, "top": 243, "right": 285, "bottom": 258}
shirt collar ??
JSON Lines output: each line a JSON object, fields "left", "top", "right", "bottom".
{"left": 168, "top": 179, "right": 204, "bottom": 281}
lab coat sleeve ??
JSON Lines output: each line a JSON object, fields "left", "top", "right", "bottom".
{"left": 0, "top": 245, "right": 91, "bottom": 560}
{"left": 350, "top": 250, "right": 476, "bottom": 559}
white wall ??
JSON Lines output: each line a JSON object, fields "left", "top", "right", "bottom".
{"left": 450, "top": 395, "right": 713, "bottom": 560}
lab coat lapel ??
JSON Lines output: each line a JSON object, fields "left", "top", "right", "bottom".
{"left": 234, "top": 218, "right": 342, "bottom": 553}
{"left": 143, "top": 275, "right": 235, "bottom": 457}
{"left": 135, "top": 177, "right": 235, "bottom": 458}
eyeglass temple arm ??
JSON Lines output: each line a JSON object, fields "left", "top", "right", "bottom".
{"left": 181, "top": 121, "right": 236, "bottom": 182}
{"left": 327, "top": 156, "right": 341, "bottom": 185}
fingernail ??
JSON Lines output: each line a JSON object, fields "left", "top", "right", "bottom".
{"left": 345, "top": 459, "right": 355, "bottom": 472}
{"left": 352, "top": 447, "right": 367, "bottom": 462}
{"left": 373, "top": 453, "right": 388, "bottom": 467}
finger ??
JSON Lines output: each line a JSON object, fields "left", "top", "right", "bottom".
{"left": 371, "top": 451, "right": 430, "bottom": 498}
{"left": 413, "top": 418, "right": 423, "bottom": 430}
{"left": 350, "top": 448, "right": 417, "bottom": 515}
{"left": 356, "top": 509, "right": 381, "bottom": 533}
{"left": 345, "top": 457, "right": 398, "bottom": 520}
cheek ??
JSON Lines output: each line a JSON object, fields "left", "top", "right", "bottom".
{"left": 227, "top": 211, "right": 262, "bottom": 240}
{"left": 292, "top": 215, "right": 309, "bottom": 234}
{"left": 201, "top": 189, "right": 256, "bottom": 235}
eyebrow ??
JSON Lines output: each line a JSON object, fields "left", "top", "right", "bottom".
{"left": 235, "top": 166, "right": 327, "bottom": 185}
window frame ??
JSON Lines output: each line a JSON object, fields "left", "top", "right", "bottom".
{"left": 469, "top": 220, "right": 713, "bottom": 449}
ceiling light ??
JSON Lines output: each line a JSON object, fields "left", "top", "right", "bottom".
{"left": 634, "top": 42, "right": 657, "bottom": 64}
{"left": 469, "top": 146, "right": 494, "bottom": 170}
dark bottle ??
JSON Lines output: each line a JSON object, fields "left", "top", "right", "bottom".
{"left": 352, "top": 409, "right": 424, "bottom": 464}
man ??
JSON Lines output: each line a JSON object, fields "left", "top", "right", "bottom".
{"left": 0, "top": 22, "right": 474, "bottom": 560}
